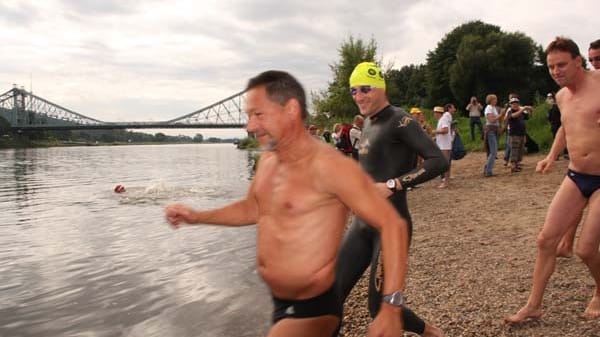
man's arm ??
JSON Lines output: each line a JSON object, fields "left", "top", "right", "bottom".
{"left": 165, "top": 178, "right": 259, "bottom": 228}
{"left": 318, "top": 155, "right": 407, "bottom": 336}
{"left": 536, "top": 126, "right": 567, "bottom": 174}
{"left": 395, "top": 117, "right": 449, "bottom": 189}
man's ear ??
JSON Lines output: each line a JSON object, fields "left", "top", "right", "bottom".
{"left": 284, "top": 99, "right": 301, "bottom": 120}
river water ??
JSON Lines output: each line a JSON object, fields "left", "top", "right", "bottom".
{"left": 0, "top": 144, "right": 271, "bottom": 337}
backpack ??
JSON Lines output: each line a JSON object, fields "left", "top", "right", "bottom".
{"left": 336, "top": 124, "right": 355, "bottom": 154}
{"left": 451, "top": 133, "right": 466, "bottom": 160}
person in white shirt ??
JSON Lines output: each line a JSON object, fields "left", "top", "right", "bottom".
{"left": 433, "top": 106, "right": 452, "bottom": 188}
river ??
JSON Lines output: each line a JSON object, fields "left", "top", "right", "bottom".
{"left": 0, "top": 144, "right": 271, "bottom": 337}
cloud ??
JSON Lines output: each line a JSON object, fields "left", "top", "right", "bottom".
{"left": 1, "top": 0, "right": 599, "bottom": 139}
{"left": 0, "top": 1, "right": 38, "bottom": 25}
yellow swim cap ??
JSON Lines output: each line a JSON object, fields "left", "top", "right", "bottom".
{"left": 349, "top": 62, "right": 386, "bottom": 89}
{"left": 410, "top": 107, "right": 422, "bottom": 114}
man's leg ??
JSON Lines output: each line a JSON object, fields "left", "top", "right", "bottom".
{"left": 268, "top": 316, "right": 339, "bottom": 337}
{"left": 574, "top": 192, "right": 600, "bottom": 319}
{"left": 505, "top": 177, "right": 587, "bottom": 323}
{"left": 367, "top": 235, "right": 443, "bottom": 337}
{"left": 476, "top": 119, "right": 483, "bottom": 140}
{"left": 556, "top": 212, "right": 583, "bottom": 258}
{"left": 470, "top": 118, "right": 476, "bottom": 141}
{"left": 438, "top": 150, "right": 450, "bottom": 188}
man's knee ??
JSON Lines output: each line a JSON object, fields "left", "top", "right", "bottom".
{"left": 575, "top": 243, "right": 600, "bottom": 262}
{"left": 537, "top": 231, "right": 560, "bottom": 252}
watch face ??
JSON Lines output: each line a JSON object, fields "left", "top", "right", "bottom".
{"left": 386, "top": 179, "right": 395, "bottom": 189}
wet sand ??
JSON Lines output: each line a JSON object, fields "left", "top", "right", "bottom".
{"left": 340, "top": 152, "right": 600, "bottom": 336}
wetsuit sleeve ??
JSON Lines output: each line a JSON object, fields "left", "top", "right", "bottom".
{"left": 393, "top": 116, "right": 449, "bottom": 188}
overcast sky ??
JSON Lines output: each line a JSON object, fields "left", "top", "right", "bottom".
{"left": 1, "top": 0, "right": 597, "bottom": 137}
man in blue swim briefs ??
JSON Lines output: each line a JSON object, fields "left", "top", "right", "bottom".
{"left": 166, "top": 70, "right": 409, "bottom": 337}
{"left": 505, "top": 36, "right": 600, "bottom": 323}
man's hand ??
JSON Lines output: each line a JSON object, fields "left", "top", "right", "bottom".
{"left": 374, "top": 182, "right": 394, "bottom": 198}
{"left": 368, "top": 305, "right": 403, "bottom": 337}
{"left": 536, "top": 157, "right": 554, "bottom": 174}
{"left": 165, "top": 204, "right": 196, "bottom": 229}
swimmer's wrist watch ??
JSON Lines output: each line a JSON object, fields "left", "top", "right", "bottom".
{"left": 382, "top": 291, "right": 406, "bottom": 307}
{"left": 386, "top": 178, "right": 397, "bottom": 191}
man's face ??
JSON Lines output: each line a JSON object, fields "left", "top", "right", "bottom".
{"left": 245, "top": 86, "right": 288, "bottom": 151}
{"left": 448, "top": 105, "right": 456, "bottom": 114}
{"left": 588, "top": 48, "right": 600, "bottom": 70}
{"left": 547, "top": 50, "right": 582, "bottom": 87}
{"left": 350, "top": 85, "right": 386, "bottom": 117}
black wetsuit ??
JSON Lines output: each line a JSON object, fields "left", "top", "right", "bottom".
{"left": 335, "top": 105, "right": 448, "bottom": 335}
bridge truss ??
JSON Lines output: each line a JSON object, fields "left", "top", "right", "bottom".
{"left": 0, "top": 87, "right": 248, "bottom": 131}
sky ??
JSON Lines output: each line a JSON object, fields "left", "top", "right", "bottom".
{"left": 0, "top": 0, "right": 597, "bottom": 138}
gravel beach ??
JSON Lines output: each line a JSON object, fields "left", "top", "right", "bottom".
{"left": 340, "top": 151, "right": 600, "bottom": 337}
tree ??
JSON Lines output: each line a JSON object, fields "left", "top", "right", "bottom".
{"left": 387, "top": 64, "right": 427, "bottom": 107}
{"left": 426, "top": 21, "right": 501, "bottom": 106}
{"left": 449, "top": 31, "right": 538, "bottom": 105}
{"left": 193, "top": 133, "right": 204, "bottom": 143}
{"left": 312, "top": 36, "right": 379, "bottom": 122}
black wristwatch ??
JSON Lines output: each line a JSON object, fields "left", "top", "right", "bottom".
{"left": 386, "top": 178, "right": 397, "bottom": 191}
{"left": 382, "top": 291, "right": 406, "bottom": 307}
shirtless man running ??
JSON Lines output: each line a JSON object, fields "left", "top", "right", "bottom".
{"left": 166, "top": 70, "right": 409, "bottom": 337}
{"left": 505, "top": 37, "right": 600, "bottom": 323}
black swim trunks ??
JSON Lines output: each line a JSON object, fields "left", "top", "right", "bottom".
{"left": 272, "top": 285, "right": 342, "bottom": 324}
{"left": 567, "top": 169, "right": 600, "bottom": 198}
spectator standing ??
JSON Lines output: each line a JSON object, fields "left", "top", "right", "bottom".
{"left": 505, "top": 97, "right": 532, "bottom": 172}
{"left": 483, "top": 94, "right": 504, "bottom": 177}
{"left": 433, "top": 106, "right": 452, "bottom": 188}
{"left": 349, "top": 115, "right": 364, "bottom": 160}
{"left": 466, "top": 96, "right": 483, "bottom": 141}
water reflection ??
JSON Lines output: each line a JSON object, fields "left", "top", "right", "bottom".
{"left": 0, "top": 144, "right": 270, "bottom": 337}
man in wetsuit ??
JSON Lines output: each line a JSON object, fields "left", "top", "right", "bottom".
{"left": 166, "top": 70, "right": 410, "bottom": 337}
{"left": 336, "top": 62, "right": 448, "bottom": 337}
{"left": 505, "top": 36, "right": 600, "bottom": 323}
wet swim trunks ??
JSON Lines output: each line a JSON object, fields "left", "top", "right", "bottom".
{"left": 272, "top": 285, "right": 342, "bottom": 323}
{"left": 567, "top": 169, "right": 600, "bottom": 198}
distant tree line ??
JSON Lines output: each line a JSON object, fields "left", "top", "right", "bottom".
{"left": 0, "top": 116, "right": 239, "bottom": 146}
{"left": 312, "top": 20, "right": 560, "bottom": 121}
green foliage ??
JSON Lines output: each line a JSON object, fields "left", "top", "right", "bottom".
{"left": 387, "top": 65, "right": 427, "bottom": 107}
{"left": 312, "top": 35, "right": 378, "bottom": 121}
{"left": 426, "top": 21, "right": 501, "bottom": 107}
{"left": 449, "top": 31, "right": 537, "bottom": 105}
{"left": 236, "top": 136, "right": 259, "bottom": 150}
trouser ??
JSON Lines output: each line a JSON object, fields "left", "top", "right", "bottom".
{"left": 469, "top": 117, "right": 483, "bottom": 141}
{"left": 503, "top": 132, "right": 511, "bottom": 162}
{"left": 335, "top": 215, "right": 426, "bottom": 335}
{"left": 484, "top": 128, "right": 498, "bottom": 175}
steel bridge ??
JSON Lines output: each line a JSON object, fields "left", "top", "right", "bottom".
{"left": 0, "top": 86, "right": 248, "bottom": 131}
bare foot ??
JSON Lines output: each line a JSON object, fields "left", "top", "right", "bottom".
{"left": 504, "top": 305, "right": 542, "bottom": 324}
{"left": 584, "top": 295, "right": 600, "bottom": 319}
{"left": 422, "top": 323, "right": 444, "bottom": 337}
